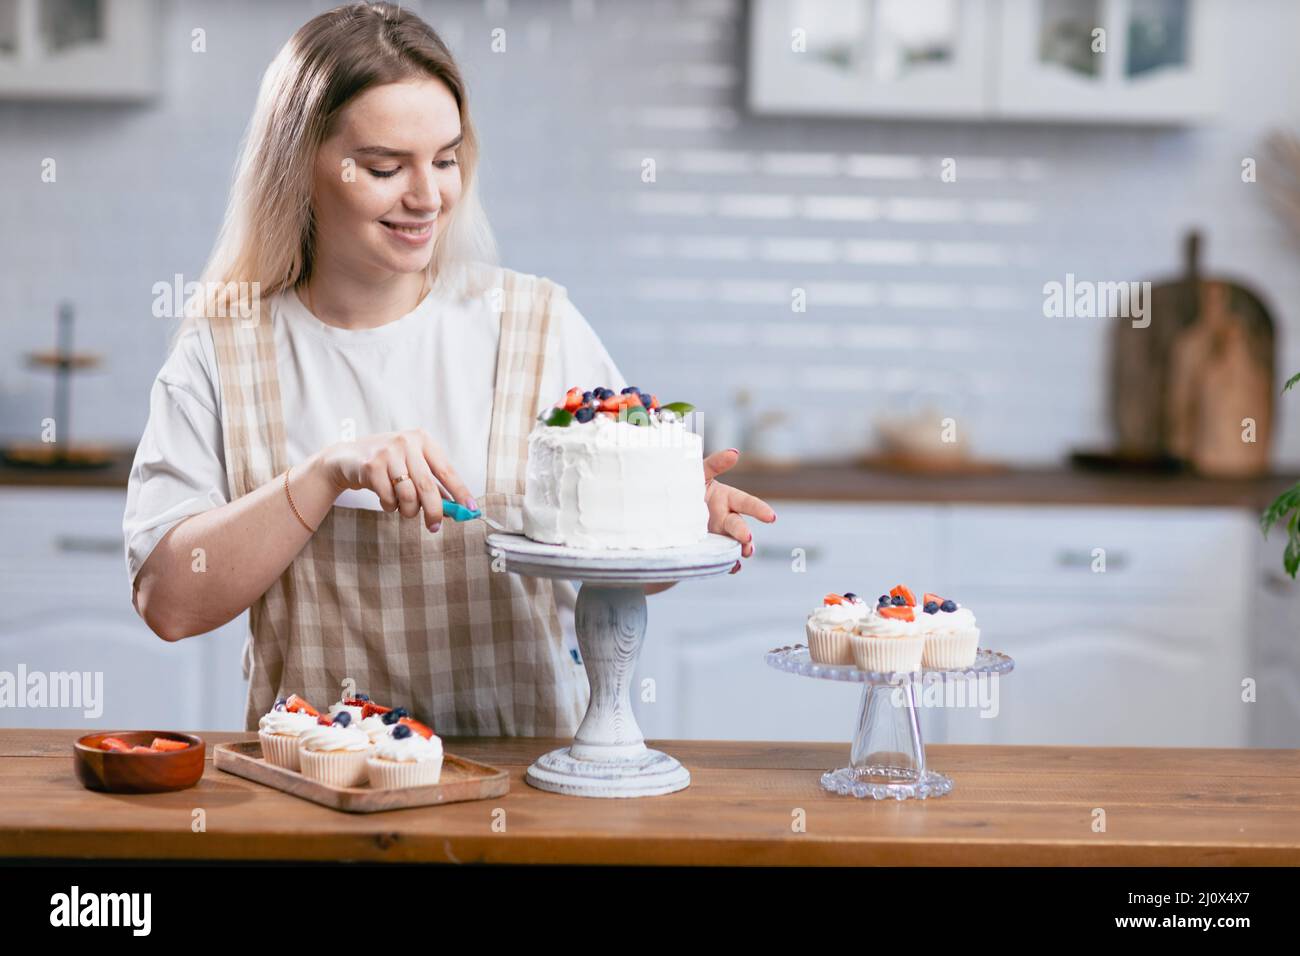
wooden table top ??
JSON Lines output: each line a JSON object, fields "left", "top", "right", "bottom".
{"left": 4, "top": 730, "right": 1298, "bottom": 865}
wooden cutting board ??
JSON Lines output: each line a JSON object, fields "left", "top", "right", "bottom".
{"left": 214, "top": 740, "right": 509, "bottom": 813}
{"left": 1110, "top": 232, "right": 1275, "bottom": 476}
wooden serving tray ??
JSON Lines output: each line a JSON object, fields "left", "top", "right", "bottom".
{"left": 214, "top": 741, "right": 509, "bottom": 813}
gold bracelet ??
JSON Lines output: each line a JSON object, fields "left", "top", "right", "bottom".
{"left": 284, "top": 466, "right": 316, "bottom": 533}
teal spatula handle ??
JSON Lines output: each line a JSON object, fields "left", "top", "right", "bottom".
{"left": 441, "top": 499, "right": 481, "bottom": 521}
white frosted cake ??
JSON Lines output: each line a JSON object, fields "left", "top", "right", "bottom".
{"left": 522, "top": 386, "right": 710, "bottom": 550}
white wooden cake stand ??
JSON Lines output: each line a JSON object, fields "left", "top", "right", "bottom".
{"left": 485, "top": 531, "right": 740, "bottom": 798}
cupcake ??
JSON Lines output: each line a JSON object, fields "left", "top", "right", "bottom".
{"left": 367, "top": 721, "right": 444, "bottom": 789}
{"left": 357, "top": 712, "right": 392, "bottom": 745}
{"left": 257, "top": 694, "right": 322, "bottom": 770}
{"left": 806, "top": 592, "right": 870, "bottom": 665}
{"left": 849, "top": 586, "right": 925, "bottom": 674}
{"left": 327, "top": 694, "right": 368, "bottom": 724}
{"left": 917, "top": 593, "right": 980, "bottom": 669}
{"left": 297, "top": 713, "right": 372, "bottom": 787}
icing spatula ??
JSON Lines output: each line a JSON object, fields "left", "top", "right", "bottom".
{"left": 441, "top": 498, "right": 505, "bottom": 531}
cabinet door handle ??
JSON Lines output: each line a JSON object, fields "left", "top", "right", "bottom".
{"left": 753, "top": 544, "right": 821, "bottom": 563}
{"left": 55, "top": 534, "right": 122, "bottom": 555}
{"left": 1055, "top": 548, "right": 1129, "bottom": 570}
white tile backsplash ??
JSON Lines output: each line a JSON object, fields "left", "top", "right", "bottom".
{"left": 1, "top": 0, "right": 1298, "bottom": 469}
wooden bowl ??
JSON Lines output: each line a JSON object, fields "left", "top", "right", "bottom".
{"left": 73, "top": 731, "right": 205, "bottom": 793}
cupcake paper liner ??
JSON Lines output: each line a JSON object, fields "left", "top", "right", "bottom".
{"left": 806, "top": 621, "right": 855, "bottom": 665}
{"left": 258, "top": 729, "right": 303, "bottom": 771}
{"left": 922, "top": 630, "right": 980, "bottom": 669}
{"left": 299, "top": 747, "right": 371, "bottom": 787}
{"left": 850, "top": 633, "right": 925, "bottom": 674}
{"left": 367, "top": 755, "right": 444, "bottom": 789}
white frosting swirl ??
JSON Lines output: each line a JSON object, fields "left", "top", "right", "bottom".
{"left": 358, "top": 714, "right": 390, "bottom": 743}
{"left": 298, "top": 724, "right": 371, "bottom": 752}
{"left": 854, "top": 606, "right": 919, "bottom": 639}
{"left": 919, "top": 604, "right": 978, "bottom": 636}
{"left": 372, "top": 729, "right": 443, "bottom": 763}
{"left": 328, "top": 701, "right": 365, "bottom": 722}
{"left": 258, "top": 709, "right": 320, "bottom": 736}
{"left": 808, "top": 601, "right": 870, "bottom": 631}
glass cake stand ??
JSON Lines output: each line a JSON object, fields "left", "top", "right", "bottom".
{"left": 486, "top": 531, "right": 740, "bottom": 798}
{"left": 765, "top": 644, "right": 1015, "bottom": 800}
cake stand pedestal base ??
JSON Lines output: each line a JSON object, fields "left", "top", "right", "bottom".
{"left": 526, "top": 746, "right": 690, "bottom": 798}
{"left": 765, "top": 645, "right": 1015, "bottom": 801}
{"left": 821, "top": 766, "right": 954, "bottom": 801}
{"left": 827, "top": 680, "right": 953, "bottom": 800}
{"left": 486, "top": 532, "right": 740, "bottom": 799}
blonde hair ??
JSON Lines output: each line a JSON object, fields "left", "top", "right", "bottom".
{"left": 176, "top": 1, "right": 496, "bottom": 344}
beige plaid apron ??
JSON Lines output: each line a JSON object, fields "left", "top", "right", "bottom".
{"left": 209, "top": 267, "right": 589, "bottom": 736}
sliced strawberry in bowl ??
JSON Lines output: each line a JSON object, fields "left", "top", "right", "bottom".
{"left": 361, "top": 701, "right": 392, "bottom": 719}
{"left": 76, "top": 731, "right": 206, "bottom": 793}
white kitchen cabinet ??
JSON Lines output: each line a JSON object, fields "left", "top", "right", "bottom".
{"left": 0, "top": 0, "right": 161, "bottom": 102}
{"left": 1251, "top": 529, "right": 1300, "bottom": 747}
{"left": 748, "top": 0, "right": 1222, "bottom": 124}
{"left": 995, "top": 0, "right": 1222, "bottom": 122}
{"left": 633, "top": 502, "right": 942, "bottom": 740}
{"left": 0, "top": 488, "right": 248, "bottom": 730}
{"left": 936, "top": 504, "right": 1254, "bottom": 746}
{"left": 2, "top": 487, "right": 1288, "bottom": 748}
{"left": 643, "top": 499, "right": 1263, "bottom": 749}
{"left": 933, "top": 599, "right": 1249, "bottom": 747}
{"left": 940, "top": 504, "right": 1254, "bottom": 603}
{"left": 749, "top": 0, "right": 992, "bottom": 119}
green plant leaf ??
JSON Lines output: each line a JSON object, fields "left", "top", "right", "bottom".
{"left": 621, "top": 406, "right": 651, "bottom": 426}
{"left": 1285, "top": 511, "right": 1300, "bottom": 578}
{"left": 542, "top": 407, "right": 574, "bottom": 427}
{"left": 1265, "top": 376, "right": 1300, "bottom": 578}
{"left": 1261, "top": 483, "right": 1300, "bottom": 536}
{"left": 661, "top": 401, "right": 694, "bottom": 415}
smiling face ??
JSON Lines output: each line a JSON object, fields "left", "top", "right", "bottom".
{"left": 311, "top": 78, "right": 464, "bottom": 282}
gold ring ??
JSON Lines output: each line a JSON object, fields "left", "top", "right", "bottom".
{"left": 392, "top": 474, "right": 410, "bottom": 485}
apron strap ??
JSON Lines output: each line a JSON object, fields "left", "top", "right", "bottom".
{"left": 209, "top": 302, "right": 288, "bottom": 499}
{"left": 484, "top": 267, "right": 563, "bottom": 499}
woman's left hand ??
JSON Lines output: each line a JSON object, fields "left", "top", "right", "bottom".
{"left": 703, "top": 448, "right": 777, "bottom": 574}
{"left": 643, "top": 448, "right": 776, "bottom": 593}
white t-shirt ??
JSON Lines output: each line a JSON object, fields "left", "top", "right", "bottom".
{"left": 123, "top": 280, "right": 628, "bottom": 659}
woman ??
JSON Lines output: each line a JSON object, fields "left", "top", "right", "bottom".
{"left": 124, "top": 2, "right": 774, "bottom": 736}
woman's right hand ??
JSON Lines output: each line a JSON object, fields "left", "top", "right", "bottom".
{"left": 316, "top": 429, "right": 475, "bottom": 532}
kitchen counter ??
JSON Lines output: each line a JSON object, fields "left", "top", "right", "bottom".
{"left": 0, "top": 448, "right": 134, "bottom": 488}
{"left": 725, "top": 461, "right": 1300, "bottom": 510}
{"left": 2, "top": 730, "right": 1297, "bottom": 865}
{"left": 2, "top": 450, "right": 1295, "bottom": 510}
